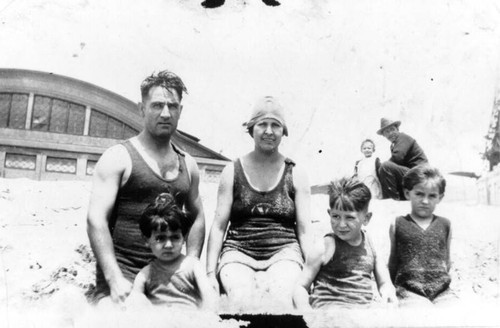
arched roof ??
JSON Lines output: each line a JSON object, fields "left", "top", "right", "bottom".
{"left": 0, "top": 68, "right": 229, "bottom": 163}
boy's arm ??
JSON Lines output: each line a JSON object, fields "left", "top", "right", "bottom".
{"left": 388, "top": 220, "right": 397, "bottom": 282}
{"left": 132, "top": 265, "right": 150, "bottom": 294}
{"left": 446, "top": 224, "right": 453, "bottom": 272}
{"left": 371, "top": 234, "right": 397, "bottom": 304}
{"left": 292, "top": 239, "right": 331, "bottom": 310}
{"left": 192, "top": 258, "right": 218, "bottom": 312}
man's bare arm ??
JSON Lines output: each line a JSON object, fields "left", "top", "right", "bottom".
{"left": 184, "top": 154, "right": 205, "bottom": 258}
{"left": 87, "top": 145, "right": 132, "bottom": 303}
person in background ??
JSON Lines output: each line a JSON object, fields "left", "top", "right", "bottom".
{"left": 377, "top": 118, "right": 428, "bottom": 200}
{"left": 353, "top": 139, "right": 382, "bottom": 199}
{"left": 206, "top": 96, "right": 312, "bottom": 312}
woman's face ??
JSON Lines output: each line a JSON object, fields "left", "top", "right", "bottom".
{"left": 252, "top": 118, "right": 284, "bottom": 152}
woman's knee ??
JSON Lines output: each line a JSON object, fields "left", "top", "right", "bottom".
{"left": 219, "top": 264, "right": 256, "bottom": 296}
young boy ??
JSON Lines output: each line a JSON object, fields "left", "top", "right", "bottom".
{"left": 131, "top": 193, "right": 218, "bottom": 311}
{"left": 293, "top": 178, "right": 396, "bottom": 309}
{"left": 354, "top": 139, "right": 382, "bottom": 199}
{"left": 389, "top": 164, "right": 455, "bottom": 306}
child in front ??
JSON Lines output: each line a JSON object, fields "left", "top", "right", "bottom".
{"left": 132, "top": 192, "right": 217, "bottom": 311}
{"left": 389, "top": 164, "right": 456, "bottom": 306}
{"left": 293, "top": 177, "right": 396, "bottom": 309}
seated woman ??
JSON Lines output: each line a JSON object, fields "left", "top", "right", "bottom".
{"left": 206, "top": 96, "right": 312, "bottom": 313}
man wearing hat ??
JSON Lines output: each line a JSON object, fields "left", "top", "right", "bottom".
{"left": 377, "top": 118, "right": 428, "bottom": 200}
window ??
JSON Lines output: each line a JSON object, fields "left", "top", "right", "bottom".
{"left": 49, "top": 99, "right": 69, "bottom": 133}
{"left": 67, "top": 103, "right": 86, "bottom": 135}
{"left": 0, "top": 93, "right": 29, "bottom": 129}
{"left": 107, "top": 116, "right": 124, "bottom": 139}
{"left": 5, "top": 153, "right": 36, "bottom": 170}
{"left": 123, "top": 124, "right": 139, "bottom": 139}
{"left": 89, "top": 110, "right": 108, "bottom": 138}
{"left": 32, "top": 96, "right": 51, "bottom": 131}
{"left": 86, "top": 160, "right": 97, "bottom": 176}
{"left": 31, "top": 96, "right": 86, "bottom": 135}
{"left": 46, "top": 157, "right": 77, "bottom": 174}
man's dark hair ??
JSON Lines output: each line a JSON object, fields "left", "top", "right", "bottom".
{"left": 328, "top": 177, "right": 372, "bottom": 212}
{"left": 139, "top": 192, "right": 191, "bottom": 237}
{"left": 140, "top": 70, "right": 188, "bottom": 101}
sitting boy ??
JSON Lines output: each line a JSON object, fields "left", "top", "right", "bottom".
{"left": 389, "top": 164, "right": 456, "bottom": 306}
{"left": 293, "top": 178, "right": 396, "bottom": 309}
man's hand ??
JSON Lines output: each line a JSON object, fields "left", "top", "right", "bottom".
{"left": 108, "top": 275, "right": 133, "bottom": 304}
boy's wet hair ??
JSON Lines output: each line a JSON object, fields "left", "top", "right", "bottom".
{"left": 140, "top": 70, "right": 188, "bottom": 102}
{"left": 328, "top": 177, "right": 372, "bottom": 212}
{"left": 360, "top": 139, "right": 375, "bottom": 152}
{"left": 139, "top": 192, "right": 191, "bottom": 238}
{"left": 403, "top": 164, "right": 446, "bottom": 194}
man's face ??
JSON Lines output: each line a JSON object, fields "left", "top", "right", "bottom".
{"left": 141, "top": 86, "right": 182, "bottom": 140}
{"left": 382, "top": 125, "right": 399, "bottom": 142}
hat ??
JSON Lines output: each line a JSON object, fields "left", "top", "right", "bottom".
{"left": 377, "top": 118, "right": 401, "bottom": 135}
{"left": 243, "top": 96, "right": 288, "bottom": 136}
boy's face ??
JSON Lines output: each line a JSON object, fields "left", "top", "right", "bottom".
{"left": 361, "top": 142, "right": 374, "bottom": 158}
{"left": 327, "top": 208, "right": 372, "bottom": 245}
{"left": 147, "top": 228, "right": 185, "bottom": 263}
{"left": 404, "top": 181, "right": 443, "bottom": 220}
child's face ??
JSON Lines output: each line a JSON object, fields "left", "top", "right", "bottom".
{"left": 361, "top": 142, "right": 374, "bottom": 158}
{"left": 404, "top": 181, "right": 443, "bottom": 220}
{"left": 147, "top": 228, "right": 185, "bottom": 263}
{"left": 327, "top": 208, "right": 371, "bottom": 245}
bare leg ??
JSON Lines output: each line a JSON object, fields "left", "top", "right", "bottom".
{"left": 219, "top": 263, "right": 257, "bottom": 312}
{"left": 263, "top": 260, "right": 302, "bottom": 312}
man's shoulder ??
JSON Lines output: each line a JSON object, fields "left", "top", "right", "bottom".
{"left": 397, "top": 132, "right": 415, "bottom": 142}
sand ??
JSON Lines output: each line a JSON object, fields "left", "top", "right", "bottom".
{"left": 0, "top": 177, "right": 499, "bottom": 327}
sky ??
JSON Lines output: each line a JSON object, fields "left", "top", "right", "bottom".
{"left": 1, "top": 0, "right": 499, "bottom": 184}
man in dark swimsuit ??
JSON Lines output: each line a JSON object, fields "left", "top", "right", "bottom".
{"left": 377, "top": 118, "right": 428, "bottom": 200}
{"left": 87, "top": 70, "right": 206, "bottom": 305}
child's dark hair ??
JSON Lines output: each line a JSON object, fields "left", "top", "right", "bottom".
{"left": 139, "top": 193, "right": 191, "bottom": 238}
{"left": 360, "top": 139, "right": 375, "bottom": 152}
{"left": 328, "top": 177, "right": 372, "bottom": 212}
{"left": 403, "top": 164, "right": 446, "bottom": 194}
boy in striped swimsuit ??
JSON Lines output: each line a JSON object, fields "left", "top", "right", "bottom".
{"left": 293, "top": 178, "right": 397, "bottom": 309}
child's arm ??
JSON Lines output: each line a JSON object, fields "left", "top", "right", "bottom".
{"left": 131, "top": 265, "right": 150, "bottom": 294}
{"left": 192, "top": 258, "right": 219, "bottom": 312}
{"left": 371, "top": 234, "right": 397, "bottom": 304}
{"left": 446, "top": 224, "right": 453, "bottom": 272}
{"left": 388, "top": 219, "right": 397, "bottom": 282}
{"left": 292, "top": 237, "right": 333, "bottom": 310}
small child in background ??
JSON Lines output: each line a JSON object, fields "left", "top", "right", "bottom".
{"left": 132, "top": 193, "right": 218, "bottom": 311}
{"left": 293, "top": 178, "right": 396, "bottom": 309}
{"left": 389, "top": 164, "right": 456, "bottom": 306}
{"left": 354, "top": 139, "right": 382, "bottom": 199}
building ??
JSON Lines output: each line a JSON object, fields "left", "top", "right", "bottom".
{"left": 478, "top": 90, "right": 500, "bottom": 205}
{"left": 0, "top": 68, "right": 229, "bottom": 182}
